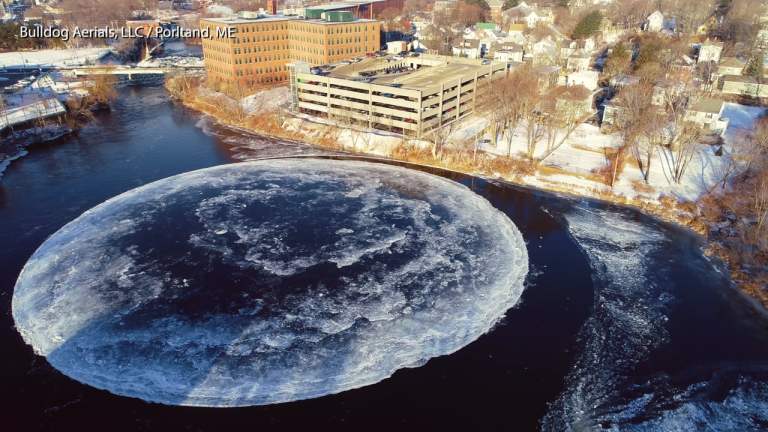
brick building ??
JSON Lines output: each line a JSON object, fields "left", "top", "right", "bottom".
{"left": 200, "top": 12, "right": 381, "bottom": 88}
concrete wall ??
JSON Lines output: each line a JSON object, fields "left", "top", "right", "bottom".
{"left": 291, "top": 57, "right": 505, "bottom": 137}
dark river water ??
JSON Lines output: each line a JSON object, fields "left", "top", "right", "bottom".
{"left": 2, "top": 86, "right": 768, "bottom": 431}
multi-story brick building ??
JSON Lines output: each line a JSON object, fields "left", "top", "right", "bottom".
{"left": 200, "top": 12, "right": 381, "bottom": 88}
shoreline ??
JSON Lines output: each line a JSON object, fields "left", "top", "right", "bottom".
{"left": 172, "top": 92, "right": 768, "bottom": 312}
{"left": 0, "top": 125, "right": 73, "bottom": 179}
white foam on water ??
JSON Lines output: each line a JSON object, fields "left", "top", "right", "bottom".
{"left": 542, "top": 205, "right": 768, "bottom": 431}
{"left": 12, "top": 159, "right": 529, "bottom": 407}
{"left": 600, "top": 375, "right": 768, "bottom": 431}
{"left": 541, "top": 205, "right": 673, "bottom": 431}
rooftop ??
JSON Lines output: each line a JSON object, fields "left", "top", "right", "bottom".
{"left": 202, "top": 14, "right": 375, "bottom": 25}
{"left": 689, "top": 97, "right": 724, "bottom": 114}
{"left": 201, "top": 15, "right": 296, "bottom": 24}
{"left": 384, "top": 63, "right": 487, "bottom": 89}
{"left": 719, "top": 57, "right": 746, "bottom": 68}
{"left": 308, "top": 1, "right": 386, "bottom": 11}
{"left": 324, "top": 55, "right": 502, "bottom": 90}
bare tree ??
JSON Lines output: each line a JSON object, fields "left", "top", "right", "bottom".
{"left": 88, "top": 68, "right": 118, "bottom": 106}
{"left": 756, "top": 173, "right": 768, "bottom": 249}
{"left": 653, "top": 84, "right": 700, "bottom": 184}
{"left": 615, "top": 82, "right": 656, "bottom": 182}
{"left": 658, "top": 121, "right": 704, "bottom": 184}
{"left": 428, "top": 122, "right": 454, "bottom": 160}
{"left": 696, "top": 61, "right": 718, "bottom": 94}
{"left": 60, "top": 0, "right": 148, "bottom": 28}
{"left": 522, "top": 106, "right": 545, "bottom": 161}
{"left": 721, "top": 0, "right": 763, "bottom": 52}
{"left": 486, "top": 66, "right": 538, "bottom": 156}
{"left": 665, "top": 0, "right": 716, "bottom": 34}
{"left": 451, "top": 1, "right": 487, "bottom": 28}
{"left": 750, "top": 117, "right": 768, "bottom": 169}
{"left": 404, "top": 0, "right": 431, "bottom": 16}
{"left": 539, "top": 88, "right": 594, "bottom": 163}
{"left": 491, "top": 65, "right": 543, "bottom": 161}
{"left": 606, "top": 0, "right": 654, "bottom": 30}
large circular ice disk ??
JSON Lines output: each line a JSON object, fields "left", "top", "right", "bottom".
{"left": 12, "top": 159, "right": 528, "bottom": 407}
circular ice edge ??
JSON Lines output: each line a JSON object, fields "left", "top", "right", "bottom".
{"left": 12, "top": 159, "right": 529, "bottom": 407}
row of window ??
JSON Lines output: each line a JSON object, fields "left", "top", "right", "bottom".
{"left": 208, "top": 65, "right": 232, "bottom": 75}
{"left": 231, "top": 23, "right": 377, "bottom": 34}
{"left": 235, "top": 54, "right": 287, "bottom": 64}
{"left": 234, "top": 23, "right": 289, "bottom": 33}
{"left": 235, "top": 34, "right": 287, "bottom": 43}
{"left": 210, "top": 44, "right": 374, "bottom": 65}
{"left": 234, "top": 44, "right": 288, "bottom": 54}
{"left": 241, "top": 73, "right": 289, "bottom": 85}
{"left": 236, "top": 64, "right": 288, "bottom": 76}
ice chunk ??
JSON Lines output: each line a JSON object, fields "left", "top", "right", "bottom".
{"left": 12, "top": 159, "right": 529, "bottom": 407}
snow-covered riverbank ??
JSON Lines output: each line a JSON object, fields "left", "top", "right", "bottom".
{"left": 171, "top": 82, "right": 768, "bottom": 310}
{"left": 0, "top": 124, "right": 73, "bottom": 179}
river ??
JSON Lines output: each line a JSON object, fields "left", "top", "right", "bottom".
{"left": 2, "top": 86, "right": 767, "bottom": 431}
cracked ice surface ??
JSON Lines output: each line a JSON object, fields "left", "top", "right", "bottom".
{"left": 12, "top": 159, "right": 528, "bottom": 407}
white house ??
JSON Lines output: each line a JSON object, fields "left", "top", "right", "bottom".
{"left": 602, "top": 100, "right": 626, "bottom": 128}
{"left": 567, "top": 53, "right": 592, "bottom": 72}
{"left": 645, "top": 11, "right": 665, "bottom": 32}
{"left": 433, "top": 0, "right": 456, "bottom": 14}
{"left": 453, "top": 39, "right": 482, "bottom": 59}
{"left": 685, "top": 98, "right": 730, "bottom": 136}
{"left": 717, "top": 57, "right": 746, "bottom": 77}
{"left": 504, "top": 2, "right": 554, "bottom": 29}
{"left": 698, "top": 40, "right": 724, "bottom": 63}
{"left": 386, "top": 41, "right": 408, "bottom": 54}
{"left": 494, "top": 44, "right": 525, "bottom": 63}
{"left": 563, "top": 70, "right": 600, "bottom": 91}
{"left": 531, "top": 36, "right": 559, "bottom": 65}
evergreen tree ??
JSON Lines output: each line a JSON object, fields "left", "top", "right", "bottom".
{"left": 572, "top": 10, "right": 603, "bottom": 39}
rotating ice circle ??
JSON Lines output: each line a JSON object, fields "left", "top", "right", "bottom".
{"left": 12, "top": 159, "right": 529, "bottom": 407}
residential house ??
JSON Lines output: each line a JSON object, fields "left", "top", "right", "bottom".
{"left": 685, "top": 98, "right": 730, "bottom": 136}
{"left": 433, "top": 0, "right": 455, "bottom": 13}
{"left": 387, "top": 40, "right": 408, "bottom": 54}
{"left": 548, "top": 85, "right": 594, "bottom": 119}
{"left": 563, "top": 70, "right": 600, "bottom": 91}
{"left": 504, "top": 2, "right": 554, "bottom": 29}
{"left": 531, "top": 36, "right": 559, "bottom": 65}
{"left": 567, "top": 53, "right": 592, "bottom": 72}
{"left": 453, "top": 38, "right": 482, "bottom": 58}
{"left": 645, "top": 10, "right": 665, "bottom": 32}
{"left": 600, "top": 17, "right": 627, "bottom": 45}
{"left": 493, "top": 43, "right": 525, "bottom": 63}
{"left": 698, "top": 39, "right": 724, "bottom": 63}
{"left": 533, "top": 65, "right": 561, "bottom": 91}
{"left": 651, "top": 79, "right": 687, "bottom": 106}
{"left": 717, "top": 57, "right": 746, "bottom": 77}
{"left": 721, "top": 75, "right": 768, "bottom": 98}
{"left": 644, "top": 10, "right": 676, "bottom": 33}
{"left": 507, "top": 22, "right": 527, "bottom": 36}
{"left": 602, "top": 99, "right": 627, "bottom": 128}
{"left": 610, "top": 74, "right": 641, "bottom": 89}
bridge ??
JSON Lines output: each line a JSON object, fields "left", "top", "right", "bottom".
{"left": 62, "top": 65, "right": 204, "bottom": 85}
